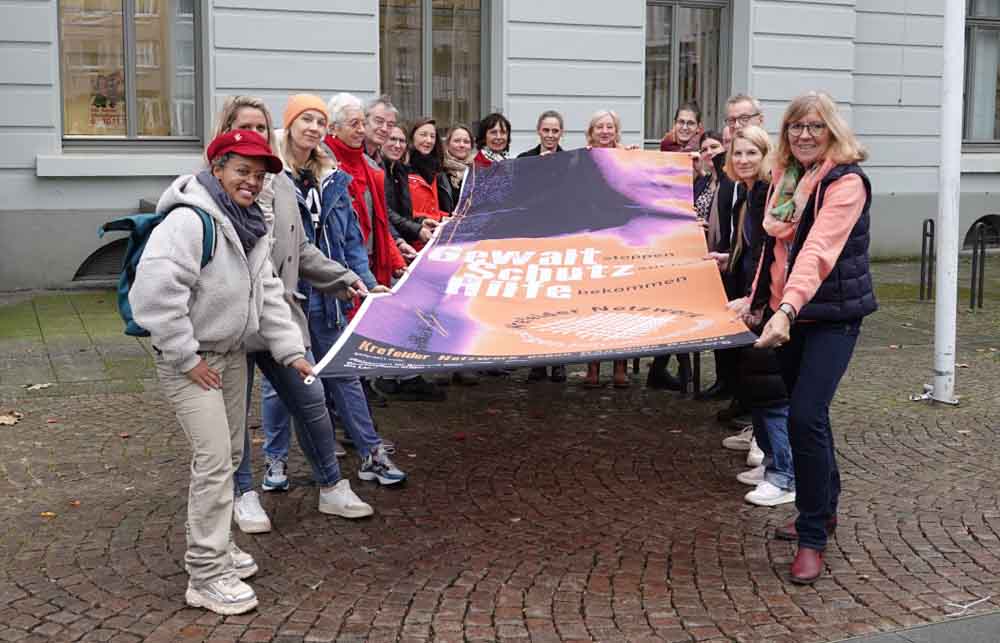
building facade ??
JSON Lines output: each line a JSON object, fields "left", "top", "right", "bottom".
{"left": 0, "top": 0, "right": 993, "bottom": 289}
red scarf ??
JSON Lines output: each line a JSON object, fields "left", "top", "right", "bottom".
{"left": 325, "top": 135, "right": 405, "bottom": 287}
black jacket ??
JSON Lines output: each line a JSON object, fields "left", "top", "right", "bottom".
{"left": 381, "top": 158, "right": 424, "bottom": 243}
{"left": 726, "top": 179, "right": 770, "bottom": 299}
{"left": 517, "top": 144, "right": 564, "bottom": 158}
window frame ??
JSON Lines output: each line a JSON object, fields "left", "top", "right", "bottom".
{"left": 963, "top": 8, "right": 1000, "bottom": 150}
{"left": 643, "top": 0, "right": 731, "bottom": 148}
{"left": 57, "top": 0, "right": 207, "bottom": 149}
{"left": 379, "top": 0, "right": 491, "bottom": 124}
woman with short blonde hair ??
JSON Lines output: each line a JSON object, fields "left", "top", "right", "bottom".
{"left": 585, "top": 109, "right": 622, "bottom": 148}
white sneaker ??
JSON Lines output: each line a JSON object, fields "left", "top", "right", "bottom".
{"left": 228, "top": 541, "right": 258, "bottom": 579}
{"left": 234, "top": 491, "right": 272, "bottom": 534}
{"left": 744, "top": 481, "right": 796, "bottom": 507}
{"left": 746, "top": 438, "right": 764, "bottom": 467}
{"left": 358, "top": 444, "right": 407, "bottom": 485}
{"left": 186, "top": 540, "right": 257, "bottom": 579}
{"left": 319, "top": 479, "right": 374, "bottom": 518}
{"left": 722, "top": 425, "right": 753, "bottom": 451}
{"left": 185, "top": 574, "right": 258, "bottom": 615}
{"left": 335, "top": 441, "right": 347, "bottom": 457}
{"left": 736, "top": 465, "right": 765, "bottom": 486}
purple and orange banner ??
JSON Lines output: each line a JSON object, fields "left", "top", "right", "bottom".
{"left": 313, "top": 148, "right": 756, "bottom": 377}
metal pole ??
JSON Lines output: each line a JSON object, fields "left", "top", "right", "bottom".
{"left": 932, "top": 2, "right": 964, "bottom": 404}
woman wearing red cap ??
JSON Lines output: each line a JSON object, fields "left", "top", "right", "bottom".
{"left": 129, "top": 129, "right": 311, "bottom": 615}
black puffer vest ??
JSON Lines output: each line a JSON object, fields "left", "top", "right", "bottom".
{"left": 752, "top": 164, "right": 877, "bottom": 322}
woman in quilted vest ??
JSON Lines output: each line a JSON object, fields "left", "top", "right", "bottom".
{"left": 738, "top": 91, "right": 876, "bottom": 585}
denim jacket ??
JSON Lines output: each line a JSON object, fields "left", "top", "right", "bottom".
{"left": 292, "top": 167, "right": 378, "bottom": 330}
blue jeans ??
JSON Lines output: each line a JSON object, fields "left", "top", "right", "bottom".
{"left": 260, "top": 377, "right": 290, "bottom": 463}
{"left": 776, "top": 318, "right": 861, "bottom": 551}
{"left": 308, "top": 310, "right": 381, "bottom": 458}
{"left": 234, "top": 349, "right": 343, "bottom": 495}
{"left": 751, "top": 405, "right": 794, "bottom": 491}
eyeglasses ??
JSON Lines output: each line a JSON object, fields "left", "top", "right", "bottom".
{"left": 675, "top": 119, "right": 698, "bottom": 128}
{"left": 370, "top": 116, "right": 396, "bottom": 129}
{"left": 788, "top": 122, "right": 827, "bottom": 137}
{"left": 724, "top": 113, "right": 760, "bottom": 127}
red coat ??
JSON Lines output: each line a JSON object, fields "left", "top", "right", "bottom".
{"left": 407, "top": 172, "right": 447, "bottom": 250}
{"left": 473, "top": 149, "right": 493, "bottom": 168}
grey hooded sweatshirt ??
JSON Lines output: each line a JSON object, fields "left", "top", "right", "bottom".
{"left": 130, "top": 174, "right": 305, "bottom": 374}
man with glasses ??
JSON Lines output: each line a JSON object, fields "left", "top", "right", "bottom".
{"left": 724, "top": 94, "right": 764, "bottom": 135}
{"left": 362, "top": 95, "right": 398, "bottom": 166}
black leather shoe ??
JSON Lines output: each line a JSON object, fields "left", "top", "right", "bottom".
{"left": 697, "top": 380, "right": 731, "bottom": 401}
{"left": 527, "top": 367, "right": 548, "bottom": 382}
{"left": 646, "top": 370, "right": 681, "bottom": 390}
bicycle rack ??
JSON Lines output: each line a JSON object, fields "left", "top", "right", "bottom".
{"left": 919, "top": 218, "right": 935, "bottom": 301}
{"left": 970, "top": 221, "right": 987, "bottom": 309}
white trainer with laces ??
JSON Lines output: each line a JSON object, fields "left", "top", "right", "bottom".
{"left": 736, "top": 465, "right": 765, "bottom": 486}
{"left": 722, "top": 425, "right": 754, "bottom": 451}
{"left": 185, "top": 573, "right": 258, "bottom": 615}
{"left": 746, "top": 438, "right": 764, "bottom": 467}
{"left": 234, "top": 491, "right": 272, "bottom": 534}
{"left": 359, "top": 444, "right": 407, "bottom": 485}
{"left": 319, "top": 479, "right": 374, "bottom": 518}
{"left": 745, "top": 481, "right": 796, "bottom": 507}
{"left": 262, "top": 458, "right": 289, "bottom": 492}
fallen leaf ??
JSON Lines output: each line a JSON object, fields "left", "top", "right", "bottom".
{"left": 68, "top": 500, "right": 81, "bottom": 508}
{"left": 0, "top": 410, "right": 23, "bottom": 426}
{"left": 22, "top": 383, "right": 53, "bottom": 391}
{"left": 453, "top": 432, "right": 466, "bottom": 441}
{"left": 486, "top": 408, "right": 500, "bottom": 415}
{"left": 39, "top": 511, "right": 56, "bottom": 518}
{"left": 46, "top": 418, "right": 59, "bottom": 424}
{"left": 118, "top": 432, "right": 130, "bottom": 439}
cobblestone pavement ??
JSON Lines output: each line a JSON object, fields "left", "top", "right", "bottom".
{"left": 1, "top": 259, "right": 999, "bottom": 643}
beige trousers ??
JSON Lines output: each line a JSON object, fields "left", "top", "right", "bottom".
{"left": 156, "top": 351, "right": 246, "bottom": 586}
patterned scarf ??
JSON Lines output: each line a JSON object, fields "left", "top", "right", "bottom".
{"left": 479, "top": 147, "right": 507, "bottom": 164}
{"left": 195, "top": 169, "right": 267, "bottom": 255}
{"left": 442, "top": 150, "right": 471, "bottom": 189}
{"left": 768, "top": 160, "right": 803, "bottom": 223}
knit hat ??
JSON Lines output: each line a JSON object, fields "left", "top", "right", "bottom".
{"left": 282, "top": 94, "right": 329, "bottom": 130}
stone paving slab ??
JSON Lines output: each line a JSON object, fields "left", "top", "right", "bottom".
{"left": 0, "top": 260, "right": 998, "bottom": 642}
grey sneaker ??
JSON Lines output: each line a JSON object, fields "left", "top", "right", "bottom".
{"left": 185, "top": 574, "right": 258, "bottom": 615}
{"left": 186, "top": 540, "right": 258, "bottom": 579}
{"left": 262, "top": 458, "right": 289, "bottom": 492}
{"left": 358, "top": 444, "right": 407, "bottom": 485}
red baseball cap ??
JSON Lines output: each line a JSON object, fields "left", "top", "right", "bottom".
{"left": 206, "top": 130, "right": 283, "bottom": 174}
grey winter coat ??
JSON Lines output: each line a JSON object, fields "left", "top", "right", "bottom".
{"left": 129, "top": 174, "right": 305, "bottom": 374}
{"left": 245, "top": 171, "right": 361, "bottom": 352}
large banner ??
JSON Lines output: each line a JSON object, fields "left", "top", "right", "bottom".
{"left": 313, "top": 148, "right": 756, "bottom": 377}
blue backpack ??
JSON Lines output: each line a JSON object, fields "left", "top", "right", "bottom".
{"left": 99, "top": 207, "right": 216, "bottom": 336}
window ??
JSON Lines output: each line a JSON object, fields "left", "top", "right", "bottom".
{"left": 966, "top": 1, "right": 1000, "bottom": 142}
{"left": 645, "top": 1, "right": 728, "bottom": 146}
{"left": 59, "top": 0, "right": 202, "bottom": 139}
{"left": 380, "top": 0, "right": 488, "bottom": 127}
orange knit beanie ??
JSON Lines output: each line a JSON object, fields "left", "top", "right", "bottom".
{"left": 282, "top": 94, "right": 329, "bottom": 130}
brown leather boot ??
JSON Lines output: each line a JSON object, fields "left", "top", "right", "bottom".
{"left": 773, "top": 517, "right": 838, "bottom": 541}
{"left": 790, "top": 548, "right": 824, "bottom": 584}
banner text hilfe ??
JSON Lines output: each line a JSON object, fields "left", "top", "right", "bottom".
{"left": 428, "top": 247, "right": 637, "bottom": 300}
